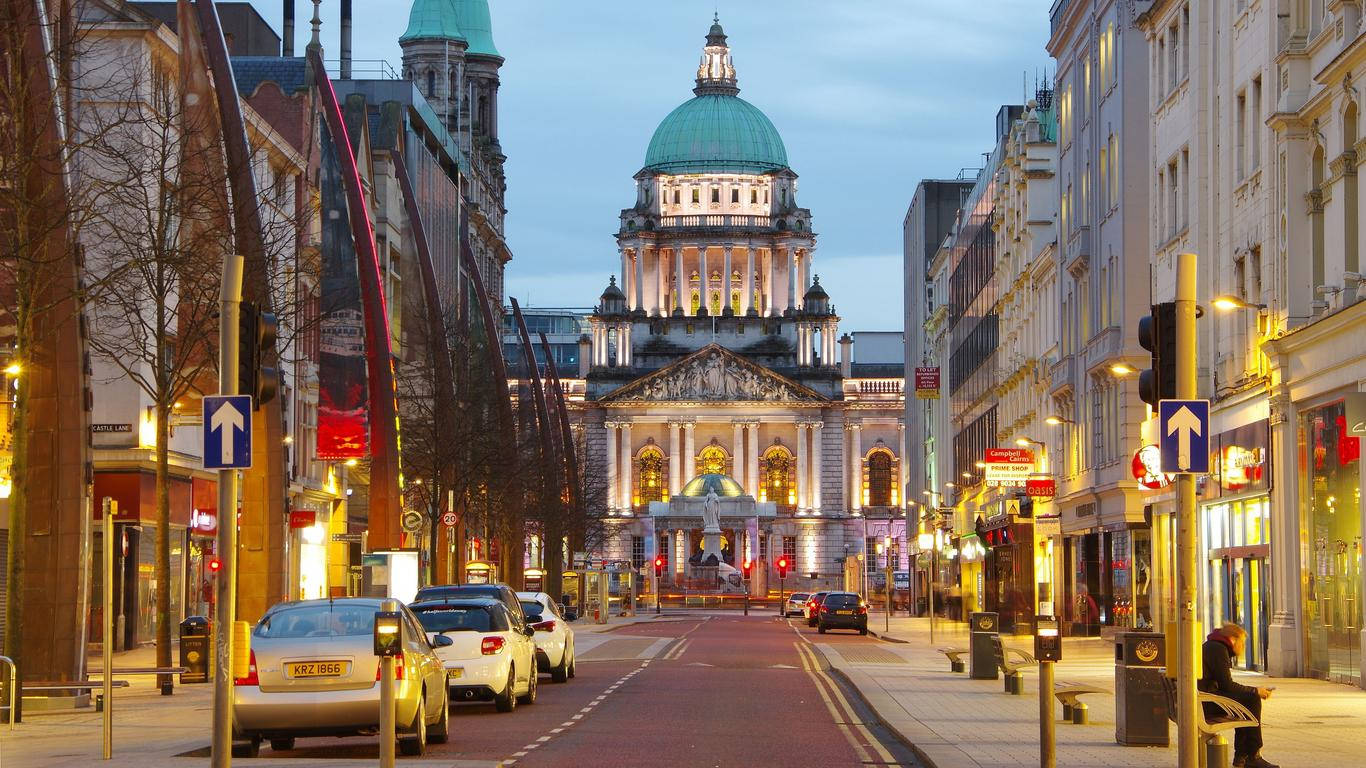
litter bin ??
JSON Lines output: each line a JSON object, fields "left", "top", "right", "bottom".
{"left": 969, "top": 611, "right": 1000, "bottom": 680}
{"left": 179, "top": 616, "right": 211, "bottom": 684}
{"left": 1115, "top": 631, "right": 1168, "bottom": 746}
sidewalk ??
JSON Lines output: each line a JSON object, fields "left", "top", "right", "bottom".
{"left": 823, "top": 614, "right": 1366, "bottom": 768}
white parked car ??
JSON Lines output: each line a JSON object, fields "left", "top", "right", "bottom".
{"left": 408, "top": 597, "right": 538, "bottom": 712}
{"left": 517, "top": 591, "right": 576, "bottom": 683}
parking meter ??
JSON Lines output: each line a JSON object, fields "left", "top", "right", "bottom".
{"left": 374, "top": 611, "right": 403, "bottom": 656}
{"left": 1035, "top": 615, "right": 1061, "bottom": 662}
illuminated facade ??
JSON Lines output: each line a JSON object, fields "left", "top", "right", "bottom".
{"left": 558, "top": 20, "right": 908, "bottom": 593}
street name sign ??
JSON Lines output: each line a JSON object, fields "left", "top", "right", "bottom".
{"left": 203, "top": 395, "right": 253, "bottom": 469}
{"left": 1158, "top": 399, "right": 1210, "bottom": 474}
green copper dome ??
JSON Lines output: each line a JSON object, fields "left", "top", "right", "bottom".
{"left": 400, "top": 0, "right": 465, "bottom": 43}
{"left": 679, "top": 474, "right": 745, "bottom": 498}
{"left": 644, "top": 94, "right": 788, "bottom": 175}
{"left": 452, "top": 0, "right": 499, "bottom": 58}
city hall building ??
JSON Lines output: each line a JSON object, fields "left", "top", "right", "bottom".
{"left": 562, "top": 20, "right": 908, "bottom": 592}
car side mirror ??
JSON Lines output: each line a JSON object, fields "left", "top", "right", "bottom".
{"left": 430, "top": 633, "right": 454, "bottom": 648}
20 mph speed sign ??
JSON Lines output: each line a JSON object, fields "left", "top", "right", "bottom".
{"left": 441, "top": 510, "right": 458, "bottom": 527}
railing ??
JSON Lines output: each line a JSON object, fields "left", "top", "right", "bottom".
{"left": 658, "top": 214, "right": 773, "bottom": 229}
{"left": 856, "top": 379, "right": 904, "bottom": 396}
{"left": 1049, "top": 0, "right": 1071, "bottom": 36}
{"left": 0, "top": 655, "right": 13, "bottom": 730}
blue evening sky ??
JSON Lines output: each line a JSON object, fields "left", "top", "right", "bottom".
{"left": 246, "top": 1, "right": 1051, "bottom": 334}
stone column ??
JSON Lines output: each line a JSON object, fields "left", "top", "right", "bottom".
{"left": 811, "top": 421, "right": 823, "bottom": 512}
{"left": 658, "top": 248, "right": 670, "bottom": 316}
{"left": 796, "top": 423, "right": 809, "bottom": 511}
{"left": 786, "top": 247, "right": 797, "bottom": 314}
{"left": 684, "top": 421, "right": 696, "bottom": 479}
{"left": 605, "top": 421, "right": 619, "bottom": 512}
{"left": 794, "top": 250, "right": 805, "bottom": 311}
{"left": 798, "top": 249, "right": 811, "bottom": 305}
{"left": 897, "top": 421, "right": 908, "bottom": 506}
{"left": 732, "top": 421, "right": 745, "bottom": 486}
{"left": 1267, "top": 387, "right": 1304, "bottom": 676}
{"left": 723, "top": 244, "right": 734, "bottom": 315}
{"left": 697, "top": 245, "right": 709, "bottom": 315}
{"left": 848, "top": 423, "right": 863, "bottom": 513}
{"left": 619, "top": 421, "right": 633, "bottom": 514}
{"left": 747, "top": 422, "right": 760, "bottom": 498}
{"left": 635, "top": 246, "right": 648, "bottom": 313}
{"left": 743, "top": 245, "right": 756, "bottom": 315}
{"left": 620, "top": 249, "right": 632, "bottom": 307}
{"left": 674, "top": 247, "right": 686, "bottom": 316}
{"left": 669, "top": 421, "right": 682, "bottom": 496}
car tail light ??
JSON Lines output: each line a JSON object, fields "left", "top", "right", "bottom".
{"left": 855, "top": 605, "right": 868, "bottom": 615}
{"left": 532, "top": 620, "right": 556, "bottom": 633}
{"left": 374, "top": 651, "right": 406, "bottom": 681}
{"left": 234, "top": 650, "right": 259, "bottom": 686}
{"left": 820, "top": 606, "right": 829, "bottom": 613}
{"left": 481, "top": 636, "right": 506, "bottom": 655}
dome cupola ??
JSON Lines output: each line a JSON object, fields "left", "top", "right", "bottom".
{"left": 803, "top": 276, "right": 830, "bottom": 315}
{"left": 598, "top": 275, "right": 627, "bottom": 316}
{"left": 642, "top": 18, "right": 788, "bottom": 176}
{"left": 679, "top": 473, "right": 745, "bottom": 498}
{"left": 400, "top": 0, "right": 465, "bottom": 43}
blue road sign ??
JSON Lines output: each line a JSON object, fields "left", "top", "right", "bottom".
{"left": 1158, "top": 399, "right": 1210, "bottom": 474}
{"left": 203, "top": 395, "right": 253, "bottom": 469}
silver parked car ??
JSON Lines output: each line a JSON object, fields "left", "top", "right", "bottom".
{"left": 232, "top": 598, "right": 451, "bottom": 757}
{"left": 784, "top": 592, "right": 811, "bottom": 617}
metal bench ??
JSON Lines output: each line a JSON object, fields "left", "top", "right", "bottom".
{"left": 937, "top": 647, "right": 969, "bottom": 673}
{"left": 990, "top": 636, "right": 1037, "bottom": 695}
{"left": 1054, "top": 682, "right": 1108, "bottom": 724}
{"left": 88, "top": 666, "right": 188, "bottom": 695}
{"left": 1160, "top": 675, "right": 1259, "bottom": 768}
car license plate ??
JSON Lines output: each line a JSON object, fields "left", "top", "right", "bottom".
{"left": 836, "top": 610, "right": 853, "bottom": 615}
{"left": 447, "top": 668, "right": 463, "bottom": 679}
{"left": 287, "top": 661, "right": 347, "bottom": 678}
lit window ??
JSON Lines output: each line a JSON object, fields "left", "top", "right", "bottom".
{"left": 638, "top": 447, "right": 665, "bottom": 505}
{"left": 699, "top": 445, "right": 727, "bottom": 475}
{"left": 867, "top": 452, "right": 893, "bottom": 507}
{"left": 762, "top": 446, "right": 794, "bottom": 509}
{"left": 692, "top": 188, "right": 700, "bottom": 204}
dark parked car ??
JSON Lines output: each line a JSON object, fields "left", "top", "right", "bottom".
{"left": 805, "top": 591, "right": 830, "bottom": 627}
{"left": 413, "top": 584, "right": 527, "bottom": 630}
{"left": 817, "top": 592, "right": 868, "bottom": 635}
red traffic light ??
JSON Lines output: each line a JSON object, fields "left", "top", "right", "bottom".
{"left": 776, "top": 556, "right": 789, "bottom": 578}
{"left": 207, "top": 555, "right": 222, "bottom": 573}
{"left": 741, "top": 559, "right": 753, "bottom": 577}
{"left": 653, "top": 555, "right": 665, "bottom": 576}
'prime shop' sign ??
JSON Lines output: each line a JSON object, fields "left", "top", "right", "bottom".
{"left": 984, "top": 448, "right": 1034, "bottom": 488}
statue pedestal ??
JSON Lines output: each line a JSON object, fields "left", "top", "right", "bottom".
{"left": 701, "top": 529, "right": 723, "bottom": 562}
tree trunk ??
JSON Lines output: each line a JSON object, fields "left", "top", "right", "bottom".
{"left": 155, "top": 399, "right": 172, "bottom": 692}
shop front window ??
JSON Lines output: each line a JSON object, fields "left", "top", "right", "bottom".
{"left": 1300, "top": 399, "right": 1362, "bottom": 684}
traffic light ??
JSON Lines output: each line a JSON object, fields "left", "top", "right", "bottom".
{"left": 741, "top": 559, "right": 753, "bottom": 580}
{"left": 653, "top": 555, "right": 665, "bottom": 579}
{"left": 776, "top": 556, "right": 789, "bottom": 579}
{"left": 207, "top": 555, "right": 222, "bottom": 574}
{"left": 237, "top": 301, "right": 279, "bottom": 410}
{"left": 1138, "top": 302, "right": 1177, "bottom": 407}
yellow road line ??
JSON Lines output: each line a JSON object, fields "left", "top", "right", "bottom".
{"left": 795, "top": 641, "right": 899, "bottom": 765}
{"left": 794, "top": 642, "right": 874, "bottom": 764}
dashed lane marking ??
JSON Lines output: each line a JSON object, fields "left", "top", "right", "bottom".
{"left": 502, "top": 659, "right": 652, "bottom": 765}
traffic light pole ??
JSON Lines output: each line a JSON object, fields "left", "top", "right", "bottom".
{"left": 1175, "top": 252, "right": 1198, "bottom": 768}
{"left": 212, "top": 254, "right": 243, "bottom": 768}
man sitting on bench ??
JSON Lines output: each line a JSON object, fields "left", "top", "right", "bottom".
{"left": 1201, "top": 623, "right": 1275, "bottom": 768}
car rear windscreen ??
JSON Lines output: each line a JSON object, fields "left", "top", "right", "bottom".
{"left": 825, "top": 594, "right": 859, "bottom": 608}
{"left": 256, "top": 603, "right": 376, "bottom": 638}
{"left": 411, "top": 605, "right": 501, "bottom": 633}
{"left": 519, "top": 601, "right": 544, "bottom": 622}
{"left": 790, "top": 593, "right": 810, "bottom": 600}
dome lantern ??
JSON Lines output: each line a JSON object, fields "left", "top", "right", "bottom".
{"left": 803, "top": 275, "right": 831, "bottom": 315}
{"left": 695, "top": 14, "right": 738, "bottom": 97}
{"left": 598, "top": 275, "right": 627, "bottom": 316}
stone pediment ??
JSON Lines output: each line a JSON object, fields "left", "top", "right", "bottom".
{"left": 602, "top": 345, "right": 824, "bottom": 403}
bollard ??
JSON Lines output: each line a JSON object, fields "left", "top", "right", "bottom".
{"left": 374, "top": 600, "right": 402, "bottom": 768}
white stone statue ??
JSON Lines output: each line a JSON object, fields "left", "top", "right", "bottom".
{"left": 701, "top": 490, "right": 721, "bottom": 533}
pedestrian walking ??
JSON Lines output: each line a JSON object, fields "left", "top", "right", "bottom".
{"left": 1200, "top": 623, "right": 1277, "bottom": 768}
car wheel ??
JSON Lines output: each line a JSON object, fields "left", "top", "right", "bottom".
{"left": 859, "top": 627, "right": 868, "bottom": 636}
{"left": 232, "top": 736, "right": 261, "bottom": 758}
{"left": 518, "top": 664, "right": 537, "bottom": 705}
{"left": 269, "top": 737, "right": 295, "bottom": 752}
{"left": 494, "top": 666, "right": 517, "bottom": 713}
{"left": 428, "top": 688, "right": 450, "bottom": 744}
{"left": 551, "top": 647, "right": 570, "bottom": 683}
{"left": 818, "top": 624, "right": 827, "bottom": 634}
{"left": 398, "top": 695, "right": 426, "bottom": 756}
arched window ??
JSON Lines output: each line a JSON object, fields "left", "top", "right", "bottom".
{"left": 426, "top": 70, "right": 436, "bottom": 98}
{"left": 690, "top": 289, "right": 700, "bottom": 315}
{"left": 761, "top": 446, "right": 794, "bottom": 508}
{"left": 867, "top": 451, "right": 893, "bottom": 507}
{"left": 698, "top": 445, "right": 727, "bottom": 475}
{"left": 638, "top": 447, "right": 665, "bottom": 505}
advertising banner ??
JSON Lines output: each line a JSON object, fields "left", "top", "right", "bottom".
{"left": 984, "top": 448, "right": 1034, "bottom": 488}
{"left": 316, "top": 120, "right": 370, "bottom": 460}
{"left": 914, "top": 367, "right": 940, "bottom": 399}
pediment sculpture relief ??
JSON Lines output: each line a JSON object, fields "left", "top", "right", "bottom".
{"left": 616, "top": 348, "right": 818, "bottom": 402}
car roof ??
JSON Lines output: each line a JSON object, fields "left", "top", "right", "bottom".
{"left": 410, "top": 596, "right": 502, "bottom": 608}
{"left": 515, "top": 591, "right": 550, "bottom": 601}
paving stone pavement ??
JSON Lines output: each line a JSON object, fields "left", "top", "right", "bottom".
{"left": 826, "top": 614, "right": 1366, "bottom": 768}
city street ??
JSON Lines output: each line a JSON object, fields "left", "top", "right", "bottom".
{"left": 227, "top": 614, "right": 917, "bottom": 767}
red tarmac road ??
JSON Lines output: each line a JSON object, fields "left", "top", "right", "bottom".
{"left": 245, "top": 613, "right": 920, "bottom": 767}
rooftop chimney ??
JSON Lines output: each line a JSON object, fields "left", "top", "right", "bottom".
{"left": 282, "top": 0, "right": 294, "bottom": 56}
{"left": 340, "top": 0, "right": 352, "bottom": 78}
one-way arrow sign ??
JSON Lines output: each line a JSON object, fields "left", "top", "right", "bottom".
{"left": 203, "top": 395, "right": 253, "bottom": 469}
{"left": 1158, "top": 399, "right": 1209, "bottom": 474}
